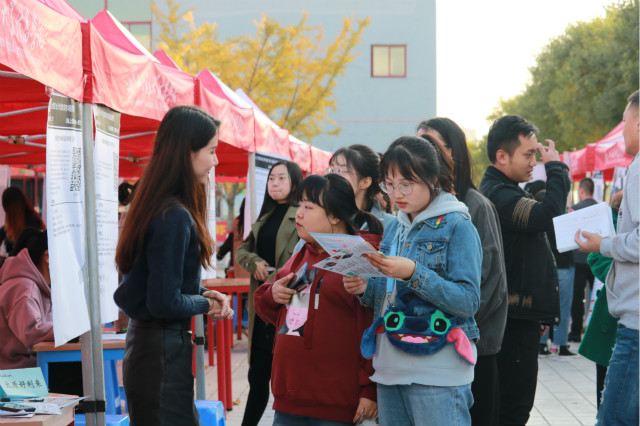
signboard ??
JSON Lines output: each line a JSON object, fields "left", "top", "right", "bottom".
{"left": 93, "top": 105, "right": 120, "bottom": 323}
{"left": 46, "top": 93, "right": 90, "bottom": 346}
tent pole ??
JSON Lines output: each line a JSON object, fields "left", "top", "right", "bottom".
{"left": 194, "top": 313, "right": 206, "bottom": 400}
{"left": 248, "top": 153, "right": 257, "bottom": 223}
{"left": 80, "top": 102, "right": 106, "bottom": 426}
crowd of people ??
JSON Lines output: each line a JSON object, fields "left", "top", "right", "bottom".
{"left": 0, "top": 89, "right": 636, "bottom": 426}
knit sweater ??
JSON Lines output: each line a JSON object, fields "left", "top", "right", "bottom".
{"left": 114, "top": 205, "right": 210, "bottom": 320}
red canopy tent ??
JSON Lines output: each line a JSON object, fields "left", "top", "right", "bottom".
{"left": 566, "top": 122, "right": 633, "bottom": 181}
{"left": 0, "top": 0, "right": 84, "bottom": 166}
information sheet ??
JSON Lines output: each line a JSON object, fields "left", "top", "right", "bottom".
{"left": 553, "top": 202, "right": 615, "bottom": 253}
{"left": 46, "top": 93, "right": 90, "bottom": 346}
{"left": 309, "top": 233, "right": 390, "bottom": 278}
{"left": 93, "top": 105, "right": 120, "bottom": 323}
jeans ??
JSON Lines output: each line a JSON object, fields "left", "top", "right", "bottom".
{"left": 377, "top": 383, "right": 473, "bottom": 426}
{"left": 541, "top": 266, "right": 574, "bottom": 346}
{"left": 595, "top": 325, "right": 639, "bottom": 426}
{"left": 273, "top": 411, "right": 352, "bottom": 426}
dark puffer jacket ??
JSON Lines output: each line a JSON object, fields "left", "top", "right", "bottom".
{"left": 479, "top": 161, "right": 570, "bottom": 324}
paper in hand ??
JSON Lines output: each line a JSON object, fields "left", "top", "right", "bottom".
{"left": 553, "top": 202, "right": 615, "bottom": 253}
{"left": 309, "top": 233, "right": 390, "bottom": 278}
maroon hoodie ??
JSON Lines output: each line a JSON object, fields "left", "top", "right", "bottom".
{"left": 0, "top": 248, "right": 53, "bottom": 369}
{"left": 254, "top": 233, "right": 380, "bottom": 424}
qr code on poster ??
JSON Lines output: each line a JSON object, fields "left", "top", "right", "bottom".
{"left": 70, "top": 147, "right": 81, "bottom": 192}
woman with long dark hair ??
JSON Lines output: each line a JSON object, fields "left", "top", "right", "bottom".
{"left": 417, "top": 118, "right": 507, "bottom": 426}
{"left": 235, "top": 160, "right": 303, "bottom": 426}
{"left": 0, "top": 187, "right": 45, "bottom": 256}
{"left": 114, "top": 106, "right": 233, "bottom": 426}
{"left": 328, "top": 144, "right": 395, "bottom": 228}
{"left": 254, "top": 173, "right": 382, "bottom": 425}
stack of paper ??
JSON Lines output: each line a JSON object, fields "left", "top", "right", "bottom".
{"left": 309, "top": 233, "right": 390, "bottom": 278}
{"left": 553, "top": 202, "right": 616, "bottom": 253}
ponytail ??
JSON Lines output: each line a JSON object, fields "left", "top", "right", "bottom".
{"left": 353, "top": 210, "right": 383, "bottom": 235}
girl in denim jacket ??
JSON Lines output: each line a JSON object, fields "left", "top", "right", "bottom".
{"left": 344, "top": 135, "right": 482, "bottom": 426}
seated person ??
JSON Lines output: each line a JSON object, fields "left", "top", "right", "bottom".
{"left": 0, "top": 228, "right": 52, "bottom": 369}
{"left": 0, "top": 228, "right": 82, "bottom": 395}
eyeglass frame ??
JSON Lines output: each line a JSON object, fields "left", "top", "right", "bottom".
{"left": 325, "top": 164, "right": 353, "bottom": 176}
{"left": 379, "top": 181, "right": 415, "bottom": 196}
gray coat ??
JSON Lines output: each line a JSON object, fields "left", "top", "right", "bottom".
{"left": 464, "top": 188, "right": 508, "bottom": 356}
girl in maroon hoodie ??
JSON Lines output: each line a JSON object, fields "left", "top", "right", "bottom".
{"left": 254, "top": 174, "right": 383, "bottom": 426}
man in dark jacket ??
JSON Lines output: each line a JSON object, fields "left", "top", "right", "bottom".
{"left": 569, "top": 177, "right": 597, "bottom": 342}
{"left": 479, "top": 115, "right": 570, "bottom": 426}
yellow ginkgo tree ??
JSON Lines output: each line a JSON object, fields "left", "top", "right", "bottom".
{"left": 153, "top": 0, "right": 369, "bottom": 142}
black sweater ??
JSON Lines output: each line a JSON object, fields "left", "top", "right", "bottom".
{"left": 114, "top": 205, "right": 210, "bottom": 321}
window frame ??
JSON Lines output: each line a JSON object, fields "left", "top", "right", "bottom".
{"left": 371, "top": 44, "right": 407, "bottom": 78}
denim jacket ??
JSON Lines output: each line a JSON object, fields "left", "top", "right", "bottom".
{"left": 360, "top": 193, "right": 482, "bottom": 342}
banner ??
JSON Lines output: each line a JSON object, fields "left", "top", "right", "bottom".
{"left": 46, "top": 93, "right": 90, "bottom": 346}
{"left": 93, "top": 105, "right": 121, "bottom": 323}
{"left": 592, "top": 170, "right": 604, "bottom": 202}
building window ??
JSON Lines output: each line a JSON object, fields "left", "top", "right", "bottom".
{"left": 371, "top": 45, "right": 406, "bottom": 78}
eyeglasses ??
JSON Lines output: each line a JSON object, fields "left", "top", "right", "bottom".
{"left": 326, "top": 164, "right": 352, "bottom": 175}
{"left": 379, "top": 182, "right": 414, "bottom": 196}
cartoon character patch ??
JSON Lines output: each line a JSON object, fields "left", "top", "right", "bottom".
{"left": 361, "top": 286, "right": 475, "bottom": 365}
{"left": 278, "top": 268, "right": 321, "bottom": 337}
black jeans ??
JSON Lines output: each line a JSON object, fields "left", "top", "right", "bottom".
{"left": 123, "top": 319, "right": 199, "bottom": 426}
{"left": 241, "top": 314, "right": 275, "bottom": 426}
{"left": 471, "top": 354, "right": 500, "bottom": 426}
{"left": 571, "top": 263, "right": 594, "bottom": 337}
{"left": 497, "top": 318, "right": 540, "bottom": 426}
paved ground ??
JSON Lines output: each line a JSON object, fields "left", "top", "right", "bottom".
{"left": 200, "top": 337, "right": 598, "bottom": 426}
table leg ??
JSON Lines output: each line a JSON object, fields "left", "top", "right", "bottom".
{"left": 37, "top": 356, "right": 49, "bottom": 387}
{"left": 236, "top": 292, "right": 243, "bottom": 341}
{"left": 215, "top": 319, "right": 227, "bottom": 410}
{"left": 224, "top": 318, "right": 233, "bottom": 410}
{"left": 226, "top": 317, "right": 233, "bottom": 349}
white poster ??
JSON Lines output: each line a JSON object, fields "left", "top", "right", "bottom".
{"left": 592, "top": 170, "right": 604, "bottom": 202}
{"left": 244, "top": 152, "right": 287, "bottom": 239}
{"left": 46, "top": 93, "right": 90, "bottom": 346}
{"left": 93, "top": 105, "right": 121, "bottom": 323}
{"left": 202, "top": 167, "right": 218, "bottom": 279}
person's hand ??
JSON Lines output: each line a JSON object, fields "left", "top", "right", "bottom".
{"left": 540, "top": 324, "right": 549, "bottom": 337}
{"left": 344, "top": 276, "right": 368, "bottom": 295}
{"left": 365, "top": 254, "right": 416, "bottom": 281}
{"left": 254, "top": 260, "right": 270, "bottom": 282}
{"left": 537, "top": 139, "right": 561, "bottom": 163}
{"left": 271, "top": 273, "right": 296, "bottom": 305}
{"left": 575, "top": 229, "right": 602, "bottom": 253}
{"left": 353, "top": 397, "right": 378, "bottom": 423}
{"left": 203, "top": 290, "right": 234, "bottom": 319}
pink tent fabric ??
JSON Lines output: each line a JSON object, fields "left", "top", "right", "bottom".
{"left": 0, "top": 1, "right": 330, "bottom": 178}
{"left": 568, "top": 122, "right": 632, "bottom": 181}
